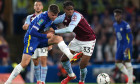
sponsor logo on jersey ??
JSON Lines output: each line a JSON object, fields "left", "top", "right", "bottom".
{"left": 120, "top": 28, "right": 123, "bottom": 31}
{"left": 37, "top": 19, "right": 44, "bottom": 26}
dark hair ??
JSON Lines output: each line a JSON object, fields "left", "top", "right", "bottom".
{"left": 35, "top": 0, "right": 42, "bottom": 3}
{"left": 113, "top": 9, "right": 123, "bottom": 14}
{"left": 48, "top": 4, "right": 60, "bottom": 14}
{"left": 63, "top": 1, "right": 74, "bottom": 8}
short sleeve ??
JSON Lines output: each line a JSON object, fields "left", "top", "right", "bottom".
{"left": 24, "top": 15, "right": 31, "bottom": 24}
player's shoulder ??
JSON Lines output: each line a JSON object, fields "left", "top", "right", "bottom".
{"left": 58, "top": 13, "right": 66, "bottom": 18}
{"left": 26, "top": 14, "right": 34, "bottom": 18}
{"left": 122, "top": 20, "right": 130, "bottom": 28}
{"left": 122, "top": 20, "right": 129, "bottom": 25}
{"left": 73, "top": 11, "right": 83, "bottom": 17}
{"left": 113, "top": 22, "right": 117, "bottom": 27}
{"left": 37, "top": 11, "right": 48, "bottom": 18}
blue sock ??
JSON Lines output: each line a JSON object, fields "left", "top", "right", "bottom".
{"left": 34, "top": 65, "right": 41, "bottom": 81}
{"left": 80, "top": 68, "right": 87, "bottom": 82}
{"left": 41, "top": 66, "right": 48, "bottom": 83}
{"left": 61, "top": 61, "right": 73, "bottom": 74}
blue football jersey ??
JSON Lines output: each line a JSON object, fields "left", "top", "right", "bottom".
{"left": 113, "top": 20, "right": 132, "bottom": 48}
{"left": 24, "top": 11, "right": 56, "bottom": 39}
{"left": 23, "top": 11, "right": 57, "bottom": 55}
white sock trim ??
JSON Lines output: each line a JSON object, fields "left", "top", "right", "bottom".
{"left": 68, "top": 73, "right": 75, "bottom": 77}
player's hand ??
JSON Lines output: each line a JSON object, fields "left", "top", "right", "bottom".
{"left": 22, "top": 24, "right": 29, "bottom": 30}
{"left": 124, "top": 48, "right": 130, "bottom": 55}
{"left": 47, "top": 32, "right": 54, "bottom": 38}
{"left": 48, "top": 45, "right": 53, "bottom": 51}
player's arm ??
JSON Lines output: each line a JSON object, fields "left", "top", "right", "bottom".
{"left": 22, "top": 15, "right": 31, "bottom": 30}
{"left": 29, "top": 18, "right": 53, "bottom": 39}
{"left": 126, "top": 24, "right": 133, "bottom": 48}
{"left": 124, "top": 24, "right": 133, "bottom": 54}
{"left": 54, "top": 14, "right": 81, "bottom": 34}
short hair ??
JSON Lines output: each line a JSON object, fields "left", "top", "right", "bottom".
{"left": 113, "top": 9, "right": 123, "bottom": 14}
{"left": 48, "top": 4, "right": 60, "bottom": 14}
{"left": 63, "top": 1, "right": 74, "bottom": 8}
{"left": 35, "top": 0, "right": 42, "bottom": 3}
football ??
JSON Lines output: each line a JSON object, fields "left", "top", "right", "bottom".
{"left": 97, "top": 73, "right": 110, "bottom": 84}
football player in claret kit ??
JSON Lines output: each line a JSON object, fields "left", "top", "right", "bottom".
{"left": 113, "top": 9, "right": 134, "bottom": 84}
{"left": 5, "top": 4, "right": 81, "bottom": 84}
{"left": 22, "top": 1, "right": 52, "bottom": 84}
{"left": 53, "top": 1, "right": 96, "bottom": 84}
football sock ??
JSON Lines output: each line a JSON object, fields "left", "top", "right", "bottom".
{"left": 58, "top": 41, "right": 74, "bottom": 60}
{"left": 34, "top": 65, "right": 41, "bottom": 81}
{"left": 80, "top": 68, "right": 87, "bottom": 82}
{"left": 116, "top": 63, "right": 129, "bottom": 76}
{"left": 125, "top": 62, "right": 133, "bottom": 83}
{"left": 41, "top": 66, "right": 48, "bottom": 83}
{"left": 61, "top": 61, "right": 75, "bottom": 77}
{"left": 5, "top": 64, "right": 23, "bottom": 83}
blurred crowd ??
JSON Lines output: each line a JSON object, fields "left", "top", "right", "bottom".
{"left": 0, "top": 0, "right": 140, "bottom": 66}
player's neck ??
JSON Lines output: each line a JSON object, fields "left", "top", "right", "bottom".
{"left": 35, "top": 11, "right": 42, "bottom": 15}
{"left": 117, "top": 20, "right": 122, "bottom": 24}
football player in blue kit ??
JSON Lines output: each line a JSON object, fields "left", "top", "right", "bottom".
{"left": 5, "top": 4, "right": 79, "bottom": 84}
{"left": 113, "top": 9, "right": 134, "bottom": 84}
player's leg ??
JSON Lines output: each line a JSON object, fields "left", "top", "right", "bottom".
{"left": 32, "top": 49, "right": 41, "bottom": 83}
{"left": 79, "top": 55, "right": 90, "bottom": 83}
{"left": 48, "top": 35, "right": 74, "bottom": 59}
{"left": 5, "top": 37, "right": 39, "bottom": 84}
{"left": 5, "top": 54, "right": 31, "bottom": 84}
{"left": 61, "top": 50, "right": 76, "bottom": 77}
{"left": 61, "top": 38, "right": 82, "bottom": 84}
{"left": 124, "top": 48, "right": 133, "bottom": 84}
{"left": 78, "top": 39, "right": 96, "bottom": 84}
{"left": 39, "top": 47, "right": 48, "bottom": 84}
{"left": 61, "top": 50, "right": 77, "bottom": 84}
{"left": 115, "top": 50, "right": 129, "bottom": 79}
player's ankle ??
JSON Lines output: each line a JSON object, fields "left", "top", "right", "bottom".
{"left": 68, "top": 73, "right": 75, "bottom": 77}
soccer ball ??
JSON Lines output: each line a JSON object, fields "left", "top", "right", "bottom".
{"left": 97, "top": 73, "right": 110, "bottom": 84}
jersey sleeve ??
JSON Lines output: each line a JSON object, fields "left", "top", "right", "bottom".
{"left": 55, "top": 13, "right": 81, "bottom": 34}
{"left": 53, "top": 14, "right": 65, "bottom": 24}
{"left": 24, "top": 15, "right": 31, "bottom": 24}
{"left": 125, "top": 23, "right": 131, "bottom": 33}
{"left": 69, "top": 13, "right": 81, "bottom": 27}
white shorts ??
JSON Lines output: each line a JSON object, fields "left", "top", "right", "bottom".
{"left": 68, "top": 38, "right": 96, "bottom": 56}
{"left": 32, "top": 47, "right": 48, "bottom": 59}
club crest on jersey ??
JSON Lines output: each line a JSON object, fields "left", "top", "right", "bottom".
{"left": 29, "top": 47, "right": 33, "bottom": 51}
{"left": 37, "top": 19, "right": 44, "bottom": 26}
{"left": 64, "top": 20, "right": 67, "bottom": 22}
{"left": 120, "top": 28, "right": 123, "bottom": 31}
{"left": 72, "top": 15, "right": 77, "bottom": 21}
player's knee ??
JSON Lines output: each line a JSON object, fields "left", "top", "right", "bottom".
{"left": 41, "top": 58, "right": 47, "bottom": 66}
{"left": 33, "top": 59, "right": 39, "bottom": 66}
{"left": 55, "top": 36, "right": 63, "bottom": 42}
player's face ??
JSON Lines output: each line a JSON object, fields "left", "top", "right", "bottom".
{"left": 114, "top": 13, "right": 122, "bottom": 22}
{"left": 64, "top": 6, "right": 74, "bottom": 17}
{"left": 48, "top": 11, "right": 58, "bottom": 21}
{"left": 34, "top": 2, "right": 43, "bottom": 13}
